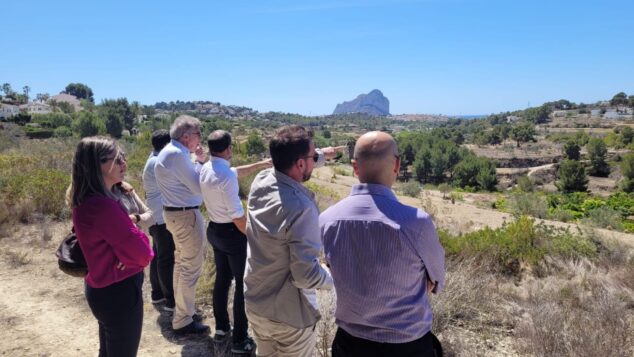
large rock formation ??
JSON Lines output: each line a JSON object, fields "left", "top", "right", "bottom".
{"left": 333, "top": 89, "right": 390, "bottom": 116}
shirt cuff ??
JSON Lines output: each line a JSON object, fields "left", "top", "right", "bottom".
{"left": 315, "top": 149, "right": 326, "bottom": 168}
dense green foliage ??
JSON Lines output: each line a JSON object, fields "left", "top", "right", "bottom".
{"left": 396, "top": 130, "right": 497, "bottom": 190}
{"left": 64, "top": 82, "right": 94, "bottom": 102}
{"left": 556, "top": 159, "right": 588, "bottom": 193}
{"left": 563, "top": 140, "right": 580, "bottom": 160}
{"left": 620, "top": 153, "right": 634, "bottom": 193}
{"left": 586, "top": 138, "right": 609, "bottom": 177}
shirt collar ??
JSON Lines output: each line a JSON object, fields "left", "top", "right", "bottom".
{"left": 171, "top": 139, "right": 189, "bottom": 155}
{"left": 211, "top": 155, "right": 230, "bottom": 167}
{"left": 350, "top": 183, "right": 398, "bottom": 201}
{"left": 273, "top": 169, "right": 315, "bottom": 200}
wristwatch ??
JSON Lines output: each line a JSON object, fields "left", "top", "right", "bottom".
{"left": 134, "top": 214, "right": 141, "bottom": 223}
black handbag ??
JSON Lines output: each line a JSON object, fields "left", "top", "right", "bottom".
{"left": 55, "top": 227, "right": 88, "bottom": 277}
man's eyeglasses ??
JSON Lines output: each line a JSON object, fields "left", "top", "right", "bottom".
{"left": 303, "top": 152, "right": 319, "bottom": 163}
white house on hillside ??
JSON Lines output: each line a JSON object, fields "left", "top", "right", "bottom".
{"left": 0, "top": 104, "right": 20, "bottom": 119}
{"left": 19, "top": 102, "right": 52, "bottom": 115}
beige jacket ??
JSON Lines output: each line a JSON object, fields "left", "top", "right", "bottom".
{"left": 244, "top": 168, "right": 333, "bottom": 329}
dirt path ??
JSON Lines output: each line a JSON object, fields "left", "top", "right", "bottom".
{"left": 0, "top": 223, "right": 225, "bottom": 357}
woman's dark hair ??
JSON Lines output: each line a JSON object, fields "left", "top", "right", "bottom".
{"left": 269, "top": 125, "right": 313, "bottom": 173}
{"left": 67, "top": 136, "right": 120, "bottom": 208}
{"left": 151, "top": 129, "right": 171, "bottom": 152}
{"left": 207, "top": 130, "right": 232, "bottom": 155}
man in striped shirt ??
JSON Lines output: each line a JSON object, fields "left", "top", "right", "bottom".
{"left": 320, "top": 131, "right": 445, "bottom": 357}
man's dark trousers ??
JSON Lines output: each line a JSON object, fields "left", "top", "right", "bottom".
{"left": 206, "top": 221, "right": 248, "bottom": 343}
{"left": 332, "top": 327, "right": 439, "bottom": 357}
{"left": 149, "top": 223, "right": 176, "bottom": 307}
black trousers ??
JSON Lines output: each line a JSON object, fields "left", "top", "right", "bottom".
{"left": 206, "top": 221, "right": 248, "bottom": 343}
{"left": 85, "top": 272, "right": 144, "bottom": 357}
{"left": 332, "top": 327, "right": 440, "bottom": 357}
{"left": 149, "top": 223, "right": 175, "bottom": 307}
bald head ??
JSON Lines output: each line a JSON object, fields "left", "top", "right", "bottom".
{"left": 353, "top": 131, "right": 400, "bottom": 186}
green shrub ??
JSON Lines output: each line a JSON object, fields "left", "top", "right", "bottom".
{"left": 492, "top": 196, "right": 507, "bottom": 210}
{"left": 24, "top": 127, "right": 54, "bottom": 139}
{"left": 53, "top": 126, "right": 73, "bottom": 137}
{"left": 439, "top": 216, "right": 597, "bottom": 275}
{"left": 582, "top": 206, "right": 624, "bottom": 231}
{"left": 605, "top": 192, "right": 634, "bottom": 216}
{"left": 580, "top": 198, "right": 606, "bottom": 213}
{"left": 332, "top": 166, "right": 352, "bottom": 177}
{"left": 398, "top": 180, "right": 422, "bottom": 198}
{"left": 509, "top": 193, "right": 548, "bottom": 218}
{"left": 549, "top": 208, "right": 577, "bottom": 222}
{"left": 517, "top": 175, "right": 535, "bottom": 192}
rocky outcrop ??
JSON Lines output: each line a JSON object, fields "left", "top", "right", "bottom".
{"left": 333, "top": 89, "right": 390, "bottom": 116}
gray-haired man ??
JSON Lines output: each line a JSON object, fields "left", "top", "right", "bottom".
{"left": 155, "top": 115, "right": 215, "bottom": 335}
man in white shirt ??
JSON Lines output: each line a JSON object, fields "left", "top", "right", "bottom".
{"left": 200, "top": 130, "right": 271, "bottom": 354}
{"left": 142, "top": 129, "right": 175, "bottom": 310}
{"left": 155, "top": 115, "right": 214, "bottom": 335}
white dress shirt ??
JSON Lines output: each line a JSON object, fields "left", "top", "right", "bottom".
{"left": 154, "top": 140, "right": 203, "bottom": 208}
{"left": 200, "top": 156, "right": 244, "bottom": 223}
{"left": 142, "top": 151, "right": 164, "bottom": 225}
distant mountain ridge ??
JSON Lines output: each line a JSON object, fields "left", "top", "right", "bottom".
{"left": 333, "top": 89, "right": 390, "bottom": 116}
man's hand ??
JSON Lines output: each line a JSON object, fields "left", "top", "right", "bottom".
{"left": 427, "top": 279, "right": 436, "bottom": 294}
{"left": 321, "top": 146, "right": 347, "bottom": 161}
{"left": 195, "top": 145, "right": 207, "bottom": 163}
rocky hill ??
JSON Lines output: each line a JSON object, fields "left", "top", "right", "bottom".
{"left": 333, "top": 89, "right": 390, "bottom": 116}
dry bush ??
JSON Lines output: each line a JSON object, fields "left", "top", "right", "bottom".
{"left": 315, "top": 289, "right": 337, "bottom": 357}
{"left": 431, "top": 258, "right": 507, "bottom": 335}
{"left": 195, "top": 246, "right": 216, "bottom": 306}
{"left": 5, "top": 249, "right": 32, "bottom": 267}
{"left": 516, "top": 256, "right": 634, "bottom": 357}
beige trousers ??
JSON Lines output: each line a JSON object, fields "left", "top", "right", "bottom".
{"left": 164, "top": 209, "right": 214, "bottom": 329}
{"left": 247, "top": 309, "right": 316, "bottom": 357}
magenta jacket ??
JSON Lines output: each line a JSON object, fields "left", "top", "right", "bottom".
{"left": 72, "top": 195, "right": 154, "bottom": 288}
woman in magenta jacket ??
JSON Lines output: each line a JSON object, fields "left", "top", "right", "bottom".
{"left": 68, "top": 136, "right": 153, "bottom": 357}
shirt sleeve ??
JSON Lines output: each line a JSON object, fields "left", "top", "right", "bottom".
{"left": 223, "top": 171, "right": 245, "bottom": 219}
{"left": 314, "top": 148, "right": 326, "bottom": 168}
{"left": 414, "top": 214, "right": 446, "bottom": 293}
{"left": 131, "top": 190, "right": 154, "bottom": 229}
{"left": 286, "top": 204, "right": 333, "bottom": 290}
{"left": 172, "top": 152, "right": 202, "bottom": 196}
{"left": 99, "top": 199, "right": 154, "bottom": 269}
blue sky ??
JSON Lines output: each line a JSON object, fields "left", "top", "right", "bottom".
{"left": 2, "top": 0, "right": 633, "bottom": 116}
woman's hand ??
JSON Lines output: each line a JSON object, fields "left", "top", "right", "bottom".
{"left": 115, "top": 262, "right": 126, "bottom": 270}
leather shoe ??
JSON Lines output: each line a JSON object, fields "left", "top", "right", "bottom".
{"left": 173, "top": 321, "right": 210, "bottom": 335}
{"left": 192, "top": 313, "right": 204, "bottom": 322}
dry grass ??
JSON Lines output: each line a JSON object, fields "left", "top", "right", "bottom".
{"left": 515, "top": 257, "right": 634, "bottom": 357}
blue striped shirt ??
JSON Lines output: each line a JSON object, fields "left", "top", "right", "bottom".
{"left": 319, "top": 183, "right": 445, "bottom": 343}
